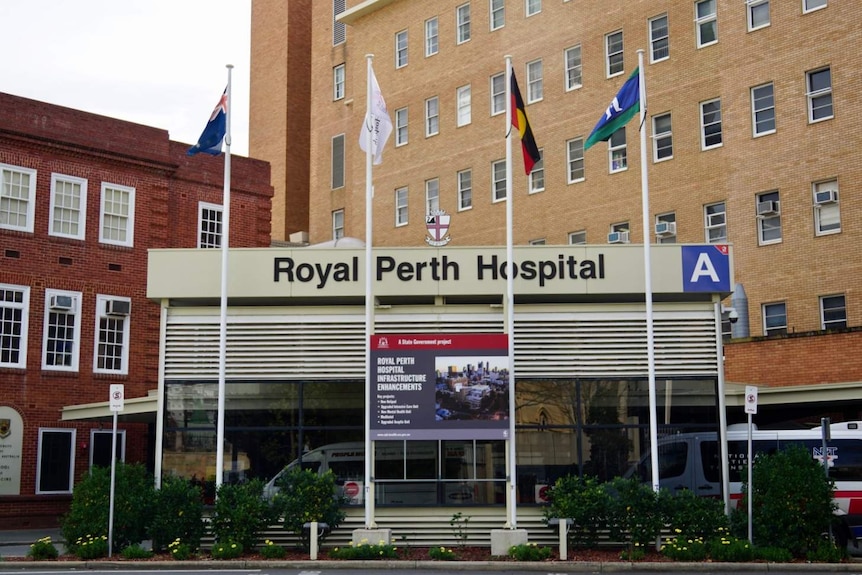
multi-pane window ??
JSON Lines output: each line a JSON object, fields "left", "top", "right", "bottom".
{"left": 567, "top": 137, "right": 585, "bottom": 183}
{"left": 395, "top": 30, "right": 408, "bottom": 68}
{"left": 526, "top": 59, "right": 543, "bottom": 103}
{"left": 652, "top": 113, "right": 673, "bottom": 161}
{"left": 331, "top": 134, "right": 345, "bottom": 189}
{"left": 564, "top": 45, "right": 582, "bottom": 91}
{"left": 803, "top": 0, "right": 827, "bottom": 12}
{"left": 490, "top": 0, "right": 505, "bottom": 30}
{"left": 457, "top": 85, "right": 472, "bottom": 127}
{"left": 0, "top": 284, "right": 28, "bottom": 369}
{"left": 333, "top": 64, "right": 345, "bottom": 100}
{"left": 609, "top": 128, "right": 627, "bottom": 172}
{"left": 395, "top": 187, "right": 408, "bottom": 226}
{"left": 751, "top": 82, "right": 775, "bottom": 136}
{"left": 700, "top": 98, "right": 723, "bottom": 149}
{"left": 606, "top": 31, "right": 624, "bottom": 76}
{"left": 94, "top": 295, "right": 130, "bottom": 374}
{"left": 813, "top": 179, "right": 840, "bottom": 235}
{"left": 1, "top": 163, "right": 37, "bottom": 233}
{"left": 37, "top": 428, "right": 75, "bottom": 494}
{"left": 332, "top": 209, "right": 344, "bottom": 240}
{"left": 456, "top": 3, "right": 471, "bottom": 44}
{"left": 763, "top": 302, "right": 787, "bottom": 336}
{"left": 526, "top": 0, "right": 542, "bottom": 17}
{"left": 42, "top": 289, "right": 81, "bottom": 371}
{"left": 756, "top": 190, "right": 782, "bottom": 245}
{"left": 99, "top": 183, "right": 135, "bottom": 247}
{"left": 425, "top": 17, "right": 438, "bottom": 57}
{"left": 198, "top": 202, "right": 223, "bottom": 248}
{"left": 568, "top": 230, "right": 586, "bottom": 245}
{"left": 747, "top": 0, "right": 770, "bottom": 30}
{"left": 529, "top": 150, "right": 544, "bottom": 193}
{"left": 655, "top": 213, "right": 677, "bottom": 244}
{"left": 807, "top": 67, "right": 833, "bottom": 122}
{"left": 49, "top": 174, "right": 86, "bottom": 240}
{"left": 821, "top": 295, "right": 847, "bottom": 330}
{"left": 332, "top": 0, "right": 346, "bottom": 45}
{"left": 395, "top": 108, "right": 408, "bottom": 146}
{"left": 649, "top": 14, "right": 669, "bottom": 62}
{"left": 492, "top": 159, "right": 506, "bottom": 202}
{"left": 695, "top": 0, "right": 718, "bottom": 47}
{"left": 458, "top": 169, "right": 472, "bottom": 211}
{"left": 426, "top": 178, "right": 440, "bottom": 214}
{"left": 490, "top": 73, "right": 506, "bottom": 115}
{"left": 705, "top": 202, "right": 727, "bottom": 243}
{"left": 425, "top": 96, "right": 439, "bottom": 136}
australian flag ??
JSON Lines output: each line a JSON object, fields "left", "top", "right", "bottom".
{"left": 187, "top": 88, "right": 227, "bottom": 156}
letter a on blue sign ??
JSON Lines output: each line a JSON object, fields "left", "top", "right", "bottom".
{"left": 681, "top": 245, "right": 731, "bottom": 292}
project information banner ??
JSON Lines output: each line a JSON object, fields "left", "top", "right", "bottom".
{"left": 370, "top": 334, "right": 510, "bottom": 440}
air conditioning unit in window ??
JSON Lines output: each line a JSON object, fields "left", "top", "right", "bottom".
{"left": 49, "top": 295, "right": 73, "bottom": 311}
{"left": 655, "top": 222, "right": 676, "bottom": 237}
{"left": 607, "top": 231, "right": 630, "bottom": 244}
{"left": 814, "top": 189, "right": 838, "bottom": 205}
{"left": 106, "top": 299, "right": 131, "bottom": 316}
{"left": 756, "top": 200, "right": 780, "bottom": 217}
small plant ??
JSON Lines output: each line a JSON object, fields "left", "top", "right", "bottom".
{"left": 120, "top": 544, "right": 153, "bottom": 559}
{"left": 259, "top": 539, "right": 287, "bottom": 559}
{"left": 509, "top": 542, "right": 552, "bottom": 561}
{"left": 706, "top": 532, "right": 753, "bottom": 562}
{"left": 26, "top": 536, "right": 59, "bottom": 560}
{"left": 328, "top": 539, "right": 398, "bottom": 560}
{"left": 660, "top": 532, "right": 708, "bottom": 561}
{"left": 807, "top": 539, "right": 845, "bottom": 563}
{"left": 428, "top": 545, "right": 458, "bottom": 560}
{"left": 619, "top": 542, "right": 645, "bottom": 561}
{"left": 449, "top": 512, "right": 472, "bottom": 547}
{"left": 211, "top": 479, "right": 277, "bottom": 552}
{"left": 73, "top": 534, "right": 109, "bottom": 560}
{"left": 211, "top": 540, "right": 244, "bottom": 560}
{"left": 168, "top": 538, "right": 193, "bottom": 560}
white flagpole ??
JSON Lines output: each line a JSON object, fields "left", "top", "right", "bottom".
{"left": 363, "top": 54, "right": 375, "bottom": 529}
{"left": 215, "top": 64, "right": 233, "bottom": 491}
{"left": 504, "top": 55, "right": 517, "bottom": 529}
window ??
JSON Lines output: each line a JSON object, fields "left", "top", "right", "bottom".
{"left": 655, "top": 213, "right": 677, "bottom": 244}
{"left": 457, "top": 85, "right": 471, "bottom": 127}
{"left": 568, "top": 230, "right": 586, "bottom": 245}
{"left": 49, "top": 174, "right": 86, "bottom": 240}
{"left": 567, "top": 137, "right": 585, "bottom": 183}
{"left": 456, "top": 3, "right": 471, "bottom": 44}
{"left": 425, "top": 17, "right": 438, "bottom": 57}
{"left": 37, "top": 428, "right": 75, "bottom": 494}
{"left": 529, "top": 238, "right": 546, "bottom": 245}
{"left": 43, "top": 289, "right": 81, "bottom": 371}
{"left": 756, "top": 190, "right": 781, "bottom": 245}
{"left": 0, "top": 284, "right": 29, "bottom": 369}
{"left": 99, "top": 183, "right": 135, "bottom": 247}
{"left": 813, "top": 179, "right": 840, "bottom": 235}
{"left": 807, "top": 67, "right": 833, "bottom": 122}
{"left": 395, "top": 30, "right": 408, "bottom": 68}
{"left": 821, "top": 295, "right": 847, "bottom": 330}
{"left": 705, "top": 202, "right": 727, "bottom": 242}
{"left": 490, "top": 73, "right": 505, "bottom": 115}
{"left": 0, "top": 163, "right": 36, "bottom": 233}
{"left": 458, "top": 169, "right": 472, "bottom": 211}
{"left": 609, "top": 128, "right": 627, "bottom": 172}
{"left": 333, "top": 64, "right": 345, "bottom": 100}
{"left": 564, "top": 45, "right": 582, "bottom": 91}
{"left": 751, "top": 82, "right": 775, "bottom": 136}
{"left": 609, "top": 222, "right": 630, "bottom": 243}
{"left": 395, "top": 187, "right": 408, "bottom": 226}
{"left": 526, "top": 0, "right": 542, "bottom": 17}
{"left": 333, "top": 0, "right": 346, "bottom": 45}
{"left": 700, "top": 98, "right": 722, "bottom": 149}
{"left": 763, "top": 302, "right": 787, "bottom": 336}
{"left": 695, "top": 0, "right": 718, "bottom": 47}
{"left": 804, "top": 0, "right": 827, "bottom": 12}
{"left": 395, "top": 107, "right": 408, "bottom": 146}
{"left": 649, "top": 14, "right": 669, "bottom": 62}
{"left": 331, "top": 134, "right": 345, "bottom": 189}
{"left": 94, "top": 294, "right": 130, "bottom": 374}
{"left": 490, "top": 0, "right": 505, "bottom": 30}
{"left": 90, "top": 429, "right": 125, "bottom": 469}
{"left": 426, "top": 178, "right": 440, "bottom": 214}
{"left": 652, "top": 113, "right": 673, "bottom": 161}
{"left": 332, "top": 209, "right": 344, "bottom": 240}
{"left": 492, "top": 159, "right": 506, "bottom": 202}
{"left": 529, "top": 149, "right": 544, "bottom": 193}
{"left": 198, "top": 202, "right": 223, "bottom": 248}
{"left": 606, "top": 31, "right": 624, "bottom": 76}
{"left": 747, "top": 0, "right": 770, "bottom": 30}
{"left": 526, "top": 59, "right": 543, "bottom": 103}
{"left": 425, "top": 96, "right": 439, "bottom": 136}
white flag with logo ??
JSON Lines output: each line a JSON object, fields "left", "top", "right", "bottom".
{"left": 359, "top": 65, "right": 393, "bottom": 165}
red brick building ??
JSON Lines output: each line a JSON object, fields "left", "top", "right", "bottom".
{"left": 0, "top": 92, "right": 272, "bottom": 528}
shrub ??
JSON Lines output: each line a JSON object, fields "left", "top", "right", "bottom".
{"left": 328, "top": 540, "right": 398, "bottom": 559}
{"left": 149, "top": 476, "right": 205, "bottom": 553}
{"left": 259, "top": 540, "right": 287, "bottom": 559}
{"left": 753, "top": 546, "right": 793, "bottom": 562}
{"left": 807, "top": 539, "right": 845, "bottom": 563}
{"left": 428, "top": 546, "right": 457, "bottom": 560}
{"left": 26, "top": 536, "right": 59, "bottom": 560}
{"left": 120, "top": 544, "right": 153, "bottom": 559}
{"left": 659, "top": 488, "right": 729, "bottom": 540}
{"left": 73, "top": 535, "right": 109, "bottom": 560}
{"left": 271, "top": 468, "right": 345, "bottom": 549}
{"left": 210, "top": 479, "right": 277, "bottom": 552}
{"left": 661, "top": 533, "right": 708, "bottom": 561}
{"left": 706, "top": 534, "right": 753, "bottom": 562}
{"left": 543, "top": 475, "right": 611, "bottom": 547}
{"left": 509, "top": 542, "right": 552, "bottom": 561}
{"left": 168, "top": 538, "right": 193, "bottom": 560}
{"left": 211, "top": 540, "right": 244, "bottom": 560}
{"left": 604, "top": 476, "right": 663, "bottom": 547}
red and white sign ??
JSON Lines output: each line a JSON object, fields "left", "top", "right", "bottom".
{"left": 343, "top": 480, "right": 363, "bottom": 504}
{"left": 535, "top": 484, "right": 551, "bottom": 503}
{"left": 744, "top": 385, "right": 758, "bottom": 415}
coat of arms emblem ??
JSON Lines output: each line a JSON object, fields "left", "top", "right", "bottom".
{"left": 425, "top": 209, "right": 451, "bottom": 247}
{"left": 0, "top": 418, "right": 10, "bottom": 439}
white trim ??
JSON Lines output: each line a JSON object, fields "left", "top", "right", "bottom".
{"left": 99, "top": 182, "right": 136, "bottom": 247}
{"left": 0, "top": 162, "right": 37, "bottom": 233}
{"left": 49, "top": 173, "right": 87, "bottom": 240}
{"left": 42, "top": 288, "right": 82, "bottom": 372}
{"left": 36, "top": 428, "right": 76, "bottom": 494}
{"left": 93, "top": 294, "right": 131, "bottom": 375}
{"left": 0, "top": 283, "right": 29, "bottom": 368}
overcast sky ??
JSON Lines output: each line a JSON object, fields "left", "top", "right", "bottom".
{"left": 0, "top": 0, "right": 252, "bottom": 156}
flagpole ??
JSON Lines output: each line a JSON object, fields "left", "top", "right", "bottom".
{"left": 504, "top": 55, "right": 518, "bottom": 529}
{"left": 363, "top": 54, "right": 375, "bottom": 529}
{"left": 215, "top": 64, "right": 233, "bottom": 491}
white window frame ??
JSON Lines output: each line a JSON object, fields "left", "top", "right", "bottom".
{"left": 813, "top": 179, "right": 840, "bottom": 236}
{"left": 649, "top": 14, "right": 670, "bottom": 63}
{"left": 529, "top": 238, "right": 546, "bottom": 246}
{"left": 93, "top": 294, "right": 131, "bottom": 375}
{"left": 705, "top": 202, "right": 727, "bottom": 243}
{"left": 605, "top": 30, "right": 624, "bottom": 77}
{"left": 820, "top": 294, "right": 847, "bottom": 330}
{"left": 395, "top": 30, "right": 408, "bottom": 68}
{"left": 700, "top": 98, "right": 723, "bottom": 150}
{"left": 89, "top": 429, "right": 126, "bottom": 470}
{"left": 756, "top": 190, "right": 782, "bottom": 245}
{"left": 458, "top": 169, "right": 473, "bottom": 211}
{"left": 492, "top": 159, "right": 506, "bottom": 202}
{"left": 490, "top": 0, "right": 505, "bottom": 31}
{"left": 655, "top": 212, "right": 677, "bottom": 244}
{"left": 0, "top": 283, "right": 29, "bottom": 369}
{"left": 695, "top": 0, "right": 718, "bottom": 48}
{"left": 529, "top": 149, "right": 544, "bottom": 193}
{"left": 564, "top": 45, "right": 582, "bottom": 91}
{"left": 490, "top": 73, "right": 505, "bottom": 116}
{"left": 0, "top": 163, "right": 37, "bottom": 233}
{"left": 609, "top": 128, "right": 627, "bottom": 173}
{"left": 568, "top": 230, "right": 586, "bottom": 245}
{"left": 567, "top": 137, "right": 585, "bottom": 183}
{"left": 457, "top": 85, "right": 472, "bottom": 127}
{"left": 333, "top": 64, "right": 345, "bottom": 100}
{"left": 395, "top": 107, "right": 408, "bottom": 146}
{"left": 652, "top": 112, "right": 673, "bottom": 162}
{"left": 807, "top": 67, "right": 833, "bottom": 123}
{"left": 425, "top": 17, "right": 439, "bottom": 57}
{"left": 747, "top": 0, "right": 770, "bottom": 31}
{"left": 456, "top": 3, "right": 471, "bottom": 44}
{"left": 332, "top": 209, "right": 344, "bottom": 240}
{"left": 331, "top": 134, "right": 345, "bottom": 189}
{"left": 36, "top": 428, "right": 76, "bottom": 494}
{"left": 395, "top": 187, "right": 409, "bottom": 226}
{"left": 803, "top": 0, "right": 827, "bottom": 13}
{"left": 425, "top": 178, "right": 440, "bottom": 214}
{"left": 198, "top": 201, "right": 223, "bottom": 248}
{"left": 49, "top": 173, "right": 87, "bottom": 240}
{"left": 526, "top": 0, "right": 542, "bottom": 17}
{"left": 751, "top": 82, "right": 776, "bottom": 136}
{"left": 763, "top": 302, "right": 787, "bottom": 336}
{"left": 425, "top": 96, "right": 440, "bottom": 137}
{"left": 42, "top": 289, "right": 82, "bottom": 372}
{"left": 526, "top": 59, "right": 543, "bottom": 103}
{"left": 99, "top": 182, "right": 135, "bottom": 247}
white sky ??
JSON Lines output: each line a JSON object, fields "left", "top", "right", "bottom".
{"left": 0, "top": 0, "right": 252, "bottom": 156}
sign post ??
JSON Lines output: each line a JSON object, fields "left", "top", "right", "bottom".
{"left": 744, "top": 385, "right": 758, "bottom": 545}
{"left": 108, "top": 384, "right": 124, "bottom": 557}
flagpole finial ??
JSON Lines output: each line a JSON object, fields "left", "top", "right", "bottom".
{"left": 226, "top": 64, "right": 234, "bottom": 70}
{"left": 636, "top": 48, "right": 645, "bottom": 56}
{"left": 366, "top": 53, "right": 374, "bottom": 60}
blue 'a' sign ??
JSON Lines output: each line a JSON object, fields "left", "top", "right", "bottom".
{"left": 681, "top": 245, "right": 731, "bottom": 292}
